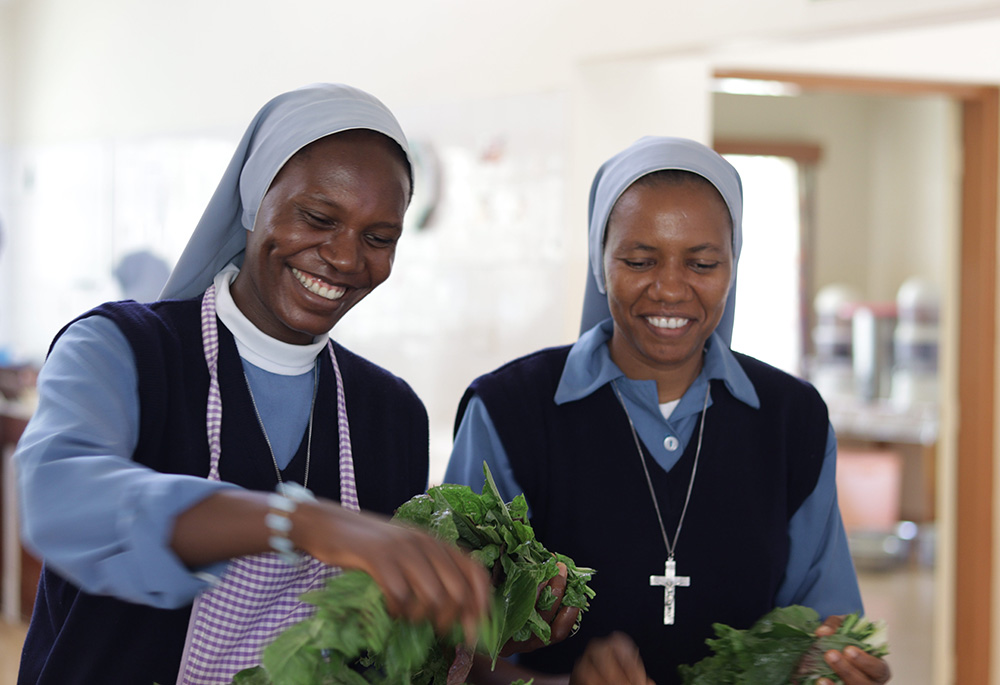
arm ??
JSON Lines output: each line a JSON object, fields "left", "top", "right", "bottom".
{"left": 15, "top": 316, "right": 233, "bottom": 608}
{"left": 444, "top": 395, "right": 524, "bottom": 502}
{"left": 776, "top": 424, "right": 863, "bottom": 616}
{"left": 172, "top": 488, "right": 491, "bottom": 639}
{"left": 446, "top": 397, "right": 578, "bottom": 651}
{"left": 778, "top": 425, "right": 890, "bottom": 684}
{"left": 18, "top": 317, "right": 492, "bottom": 637}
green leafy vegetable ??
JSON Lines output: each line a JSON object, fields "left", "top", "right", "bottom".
{"left": 232, "top": 463, "right": 595, "bottom": 684}
{"left": 678, "top": 605, "right": 889, "bottom": 685}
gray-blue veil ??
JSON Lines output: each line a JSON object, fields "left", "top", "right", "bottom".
{"left": 159, "top": 83, "right": 411, "bottom": 301}
{"left": 579, "top": 136, "right": 744, "bottom": 345}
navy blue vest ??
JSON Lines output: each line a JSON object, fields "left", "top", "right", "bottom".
{"left": 20, "top": 297, "right": 429, "bottom": 685}
{"left": 458, "top": 346, "right": 827, "bottom": 685}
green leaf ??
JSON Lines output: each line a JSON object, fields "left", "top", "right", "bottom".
{"left": 679, "top": 606, "right": 890, "bottom": 685}
{"left": 232, "top": 462, "right": 597, "bottom": 685}
{"left": 231, "top": 667, "right": 273, "bottom": 684}
{"left": 495, "top": 566, "right": 544, "bottom": 653}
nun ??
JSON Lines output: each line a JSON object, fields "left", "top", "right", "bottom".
{"left": 14, "top": 83, "right": 490, "bottom": 684}
{"left": 446, "top": 136, "right": 891, "bottom": 685}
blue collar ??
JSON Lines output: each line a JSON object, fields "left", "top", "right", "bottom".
{"left": 555, "top": 318, "right": 760, "bottom": 411}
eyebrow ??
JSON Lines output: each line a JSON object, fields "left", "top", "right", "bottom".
{"left": 617, "top": 241, "right": 726, "bottom": 254}
{"left": 686, "top": 242, "right": 727, "bottom": 254}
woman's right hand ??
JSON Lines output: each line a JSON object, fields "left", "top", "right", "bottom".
{"left": 570, "top": 633, "right": 655, "bottom": 685}
{"left": 293, "top": 497, "right": 492, "bottom": 644}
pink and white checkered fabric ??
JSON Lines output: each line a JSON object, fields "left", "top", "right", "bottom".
{"left": 176, "top": 285, "right": 359, "bottom": 684}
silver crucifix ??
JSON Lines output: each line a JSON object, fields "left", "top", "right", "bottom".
{"left": 650, "top": 558, "right": 690, "bottom": 625}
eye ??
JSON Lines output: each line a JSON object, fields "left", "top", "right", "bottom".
{"left": 303, "top": 210, "right": 335, "bottom": 228}
{"left": 621, "top": 258, "right": 653, "bottom": 270}
{"left": 691, "top": 260, "right": 721, "bottom": 272}
{"left": 365, "top": 231, "right": 400, "bottom": 248}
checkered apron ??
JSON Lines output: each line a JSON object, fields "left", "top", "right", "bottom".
{"left": 176, "top": 284, "right": 361, "bottom": 684}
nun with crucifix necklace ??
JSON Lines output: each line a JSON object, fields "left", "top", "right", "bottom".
{"left": 445, "top": 136, "right": 892, "bottom": 685}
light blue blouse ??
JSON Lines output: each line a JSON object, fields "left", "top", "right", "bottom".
{"left": 14, "top": 279, "right": 318, "bottom": 610}
{"left": 445, "top": 319, "right": 863, "bottom": 619}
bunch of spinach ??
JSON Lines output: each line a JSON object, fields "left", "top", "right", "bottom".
{"left": 678, "top": 605, "right": 889, "bottom": 685}
{"left": 232, "top": 464, "right": 595, "bottom": 685}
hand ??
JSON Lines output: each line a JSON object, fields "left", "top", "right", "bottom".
{"left": 815, "top": 615, "right": 892, "bottom": 685}
{"left": 499, "top": 561, "right": 581, "bottom": 656}
{"left": 570, "top": 632, "right": 654, "bottom": 685}
{"left": 293, "top": 498, "right": 492, "bottom": 645}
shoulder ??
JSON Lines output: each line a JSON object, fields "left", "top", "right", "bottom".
{"left": 472, "top": 345, "right": 572, "bottom": 390}
{"left": 732, "top": 351, "right": 826, "bottom": 405}
{"left": 51, "top": 298, "right": 202, "bottom": 357}
{"left": 68, "top": 298, "right": 200, "bottom": 336}
{"left": 455, "top": 345, "right": 572, "bottom": 432}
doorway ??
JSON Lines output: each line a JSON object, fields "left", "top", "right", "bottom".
{"left": 712, "top": 69, "right": 998, "bottom": 685}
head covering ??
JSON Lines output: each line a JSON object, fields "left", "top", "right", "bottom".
{"left": 580, "top": 136, "right": 743, "bottom": 345}
{"left": 159, "top": 83, "right": 412, "bottom": 301}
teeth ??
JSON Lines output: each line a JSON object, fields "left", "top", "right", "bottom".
{"left": 292, "top": 268, "right": 345, "bottom": 301}
{"left": 646, "top": 316, "right": 689, "bottom": 329}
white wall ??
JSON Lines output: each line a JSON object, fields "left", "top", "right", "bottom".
{"left": 0, "top": 1, "right": 14, "bottom": 353}
{"left": 713, "top": 91, "right": 959, "bottom": 303}
{"left": 7, "top": 0, "right": 1000, "bottom": 141}
{"left": 867, "top": 96, "right": 960, "bottom": 300}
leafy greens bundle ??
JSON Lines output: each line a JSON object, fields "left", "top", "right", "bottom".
{"left": 232, "top": 464, "right": 595, "bottom": 685}
{"left": 678, "top": 605, "right": 889, "bottom": 685}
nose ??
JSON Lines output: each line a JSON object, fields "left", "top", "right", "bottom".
{"left": 648, "top": 261, "right": 691, "bottom": 302}
{"left": 318, "top": 230, "right": 364, "bottom": 274}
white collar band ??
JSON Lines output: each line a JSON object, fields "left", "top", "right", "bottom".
{"left": 213, "top": 264, "right": 328, "bottom": 375}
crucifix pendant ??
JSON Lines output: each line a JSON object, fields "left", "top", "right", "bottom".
{"left": 650, "top": 558, "right": 690, "bottom": 625}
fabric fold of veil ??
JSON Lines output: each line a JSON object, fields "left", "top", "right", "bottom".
{"left": 579, "top": 136, "right": 744, "bottom": 346}
{"left": 159, "top": 83, "right": 412, "bottom": 301}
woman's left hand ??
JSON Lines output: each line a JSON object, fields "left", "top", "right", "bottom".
{"left": 499, "top": 561, "right": 580, "bottom": 656}
{"left": 815, "top": 615, "right": 892, "bottom": 685}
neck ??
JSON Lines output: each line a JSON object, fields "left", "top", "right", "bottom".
{"left": 607, "top": 342, "right": 704, "bottom": 403}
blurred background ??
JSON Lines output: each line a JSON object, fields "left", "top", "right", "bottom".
{"left": 4, "top": 0, "right": 1000, "bottom": 683}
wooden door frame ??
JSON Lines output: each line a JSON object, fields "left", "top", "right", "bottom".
{"left": 714, "top": 69, "right": 999, "bottom": 685}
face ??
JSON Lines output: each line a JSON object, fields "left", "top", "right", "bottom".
{"left": 231, "top": 130, "right": 411, "bottom": 344}
{"left": 604, "top": 176, "right": 733, "bottom": 396}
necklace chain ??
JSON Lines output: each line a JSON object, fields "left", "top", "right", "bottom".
{"left": 612, "top": 380, "right": 710, "bottom": 561}
{"left": 243, "top": 360, "right": 319, "bottom": 488}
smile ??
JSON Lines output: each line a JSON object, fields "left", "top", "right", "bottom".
{"left": 646, "top": 316, "right": 690, "bottom": 329}
{"left": 292, "top": 268, "right": 346, "bottom": 301}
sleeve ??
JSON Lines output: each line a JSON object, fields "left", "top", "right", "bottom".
{"left": 13, "top": 315, "right": 237, "bottom": 609}
{"left": 774, "top": 423, "right": 865, "bottom": 618}
{"left": 444, "top": 395, "right": 525, "bottom": 505}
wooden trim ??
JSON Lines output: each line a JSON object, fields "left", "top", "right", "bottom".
{"left": 713, "top": 139, "right": 822, "bottom": 164}
{"left": 714, "top": 69, "right": 992, "bottom": 100}
{"left": 955, "top": 86, "right": 998, "bottom": 685}
{"left": 711, "top": 69, "right": 1000, "bottom": 684}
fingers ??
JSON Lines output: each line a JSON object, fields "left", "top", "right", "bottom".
{"left": 298, "top": 502, "right": 490, "bottom": 642}
{"left": 538, "top": 561, "right": 568, "bottom": 623}
{"left": 571, "top": 632, "right": 652, "bottom": 685}
{"left": 815, "top": 614, "right": 843, "bottom": 637}
{"left": 498, "top": 561, "right": 580, "bottom": 656}
{"left": 814, "top": 616, "right": 890, "bottom": 685}
{"left": 551, "top": 605, "right": 581, "bottom": 643}
{"left": 375, "top": 526, "right": 491, "bottom": 641}
{"left": 824, "top": 646, "right": 892, "bottom": 685}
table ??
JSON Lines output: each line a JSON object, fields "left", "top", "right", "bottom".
{"left": 1, "top": 404, "right": 41, "bottom": 623}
